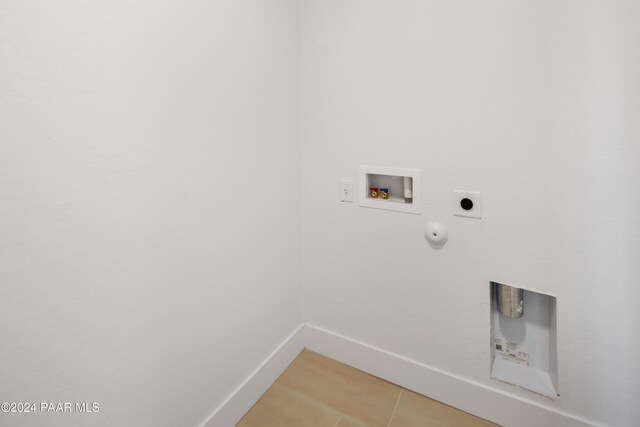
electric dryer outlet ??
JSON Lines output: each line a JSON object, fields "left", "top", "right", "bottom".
{"left": 453, "top": 190, "right": 482, "bottom": 219}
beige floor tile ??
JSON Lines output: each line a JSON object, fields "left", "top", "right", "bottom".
{"left": 336, "top": 415, "right": 371, "bottom": 427}
{"left": 237, "top": 381, "right": 342, "bottom": 427}
{"left": 277, "top": 350, "right": 401, "bottom": 427}
{"left": 389, "top": 389, "right": 497, "bottom": 427}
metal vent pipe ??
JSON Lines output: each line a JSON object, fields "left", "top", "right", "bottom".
{"left": 492, "top": 282, "right": 524, "bottom": 318}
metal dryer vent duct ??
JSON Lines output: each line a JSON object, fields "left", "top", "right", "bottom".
{"left": 492, "top": 282, "right": 524, "bottom": 318}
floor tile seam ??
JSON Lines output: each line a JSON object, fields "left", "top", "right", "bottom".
{"left": 386, "top": 388, "right": 403, "bottom": 427}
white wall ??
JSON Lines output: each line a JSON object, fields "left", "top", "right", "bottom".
{"left": 0, "top": 1, "right": 301, "bottom": 426}
{"left": 301, "top": 1, "right": 640, "bottom": 426}
{"left": 3, "top": 1, "right": 639, "bottom": 426}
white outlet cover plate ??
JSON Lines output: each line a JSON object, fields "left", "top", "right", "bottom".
{"left": 453, "top": 190, "right": 482, "bottom": 218}
{"left": 340, "top": 179, "right": 354, "bottom": 202}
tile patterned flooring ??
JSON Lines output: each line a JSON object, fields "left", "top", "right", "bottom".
{"left": 237, "top": 349, "right": 497, "bottom": 427}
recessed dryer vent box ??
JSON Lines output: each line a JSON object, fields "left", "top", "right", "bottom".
{"left": 489, "top": 282, "right": 559, "bottom": 399}
{"left": 359, "top": 166, "right": 420, "bottom": 214}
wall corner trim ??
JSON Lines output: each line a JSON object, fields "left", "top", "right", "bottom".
{"left": 198, "top": 324, "right": 306, "bottom": 427}
{"left": 199, "top": 323, "right": 599, "bottom": 427}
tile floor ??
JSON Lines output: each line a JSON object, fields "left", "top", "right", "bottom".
{"left": 237, "top": 349, "right": 497, "bottom": 427}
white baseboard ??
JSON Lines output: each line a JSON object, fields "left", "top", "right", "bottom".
{"left": 304, "top": 324, "right": 598, "bottom": 427}
{"left": 200, "top": 323, "right": 598, "bottom": 427}
{"left": 198, "top": 324, "right": 306, "bottom": 427}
